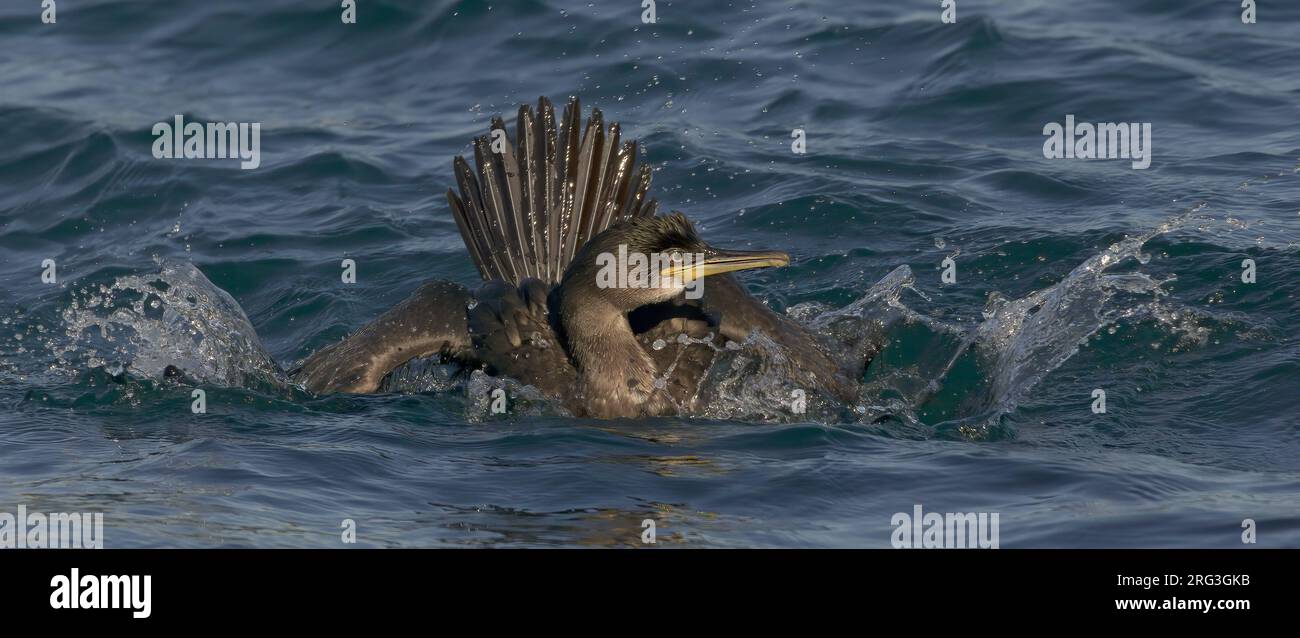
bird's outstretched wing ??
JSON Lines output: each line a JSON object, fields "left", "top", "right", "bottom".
{"left": 292, "top": 281, "right": 472, "bottom": 393}
{"left": 446, "top": 96, "right": 658, "bottom": 286}
{"left": 701, "top": 274, "right": 861, "bottom": 401}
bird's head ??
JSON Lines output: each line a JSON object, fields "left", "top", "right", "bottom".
{"left": 561, "top": 212, "right": 790, "bottom": 311}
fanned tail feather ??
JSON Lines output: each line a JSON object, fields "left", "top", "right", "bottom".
{"left": 445, "top": 96, "right": 658, "bottom": 285}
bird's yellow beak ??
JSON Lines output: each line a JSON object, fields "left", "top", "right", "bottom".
{"left": 659, "top": 247, "right": 791, "bottom": 282}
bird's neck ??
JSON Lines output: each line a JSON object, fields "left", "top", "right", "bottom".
{"left": 559, "top": 293, "right": 661, "bottom": 418}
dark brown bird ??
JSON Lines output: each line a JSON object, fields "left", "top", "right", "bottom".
{"left": 292, "top": 97, "right": 865, "bottom": 418}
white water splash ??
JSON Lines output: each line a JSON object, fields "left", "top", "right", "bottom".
{"left": 57, "top": 261, "right": 281, "bottom": 388}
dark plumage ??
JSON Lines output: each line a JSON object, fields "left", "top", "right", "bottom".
{"left": 292, "top": 97, "right": 866, "bottom": 419}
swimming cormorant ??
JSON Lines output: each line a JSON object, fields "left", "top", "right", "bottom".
{"left": 292, "top": 97, "right": 867, "bottom": 418}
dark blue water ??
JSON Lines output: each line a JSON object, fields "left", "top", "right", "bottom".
{"left": 1, "top": 0, "right": 1298, "bottom": 547}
